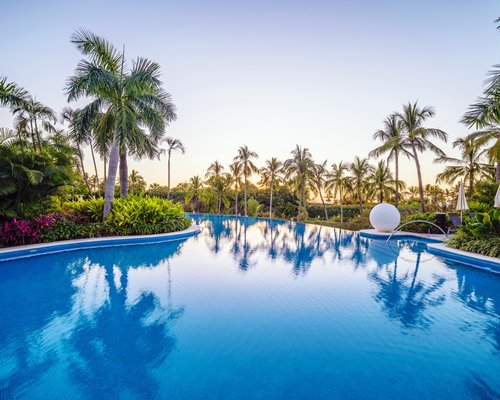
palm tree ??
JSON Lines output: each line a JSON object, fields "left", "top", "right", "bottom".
{"left": 350, "top": 157, "right": 373, "bottom": 223}
{"left": 128, "top": 170, "right": 146, "bottom": 194}
{"left": 284, "top": 145, "right": 314, "bottom": 220}
{"left": 13, "top": 97, "right": 56, "bottom": 152}
{"left": 327, "top": 161, "right": 350, "bottom": 224}
{"left": 435, "top": 136, "right": 493, "bottom": 194}
{"left": 233, "top": 145, "right": 258, "bottom": 217}
{"left": 185, "top": 175, "right": 203, "bottom": 211}
{"left": 369, "top": 114, "right": 412, "bottom": 207}
{"left": 0, "top": 76, "right": 28, "bottom": 109}
{"left": 229, "top": 162, "right": 243, "bottom": 214}
{"left": 205, "top": 160, "right": 224, "bottom": 179}
{"left": 163, "top": 137, "right": 185, "bottom": 199}
{"left": 311, "top": 160, "right": 330, "bottom": 220}
{"left": 66, "top": 29, "right": 176, "bottom": 219}
{"left": 369, "top": 160, "right": 402, "bottom": 203}
{"left": 259, "top": 157, "right": 283, "bottom": 218}
{"left": 396, "top": 101, "right": 448, "bottom": 212}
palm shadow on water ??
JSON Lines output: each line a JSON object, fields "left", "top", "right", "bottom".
{"left": 0, "top": 239, "right": 188, "bottom": 399}
{"left": 367, "top": 240, "right": 446, "bottom": 329}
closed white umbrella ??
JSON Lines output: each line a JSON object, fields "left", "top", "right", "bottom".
{"left": 456, "top": 180, "right": 468, "bottom": 221}
{"left": 495, "top": 183, "right": 500, "bottom": 208}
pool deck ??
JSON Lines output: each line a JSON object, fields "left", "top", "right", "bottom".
{"left": 360, "top": 228, "right": 499, "bottom": 273}
{"left": 0, "top": 224, "right": 201, "bottom": 262}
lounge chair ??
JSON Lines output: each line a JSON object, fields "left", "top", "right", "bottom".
{"left": 468, "top": 212, "right": 475, "bottom": 219}
{"left": 447, "top": 212, "right": 462, "bottom": 234}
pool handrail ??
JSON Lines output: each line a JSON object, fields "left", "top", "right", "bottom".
{"left": 385, "top": 220, "right": 448, "bottom": 243}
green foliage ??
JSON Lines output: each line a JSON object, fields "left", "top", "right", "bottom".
{"left": 0, "top": 139, "right": 78, "bottom": 218}
{"left": 306, "top": 205, "right": 360, "bottom": 221}
{"left": 447, "top": 232, "right": 500, "bottom": 258}
{"left": 470, "top": 181, "right": 498, "bottom": 206}
{"left": 246, "top": 197, "right": 263, "bottom": 216}
{"left": 401, "top": 212, "right": 451, "bottom": 233}
{"left": 456, "top": 209, "right": 500, "bottom": 237}
{"left": 64, "top": 198, "right": 105, "bottom": 222}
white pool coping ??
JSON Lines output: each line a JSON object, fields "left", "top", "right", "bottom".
{"left": 359, "top": 229, "right": 447, "bottom": 242}
{"left": 0, "top": 224, "right": 201, "bottom": 261}
{"left": 427, "top": 243, "right": 500, "bottom": 268}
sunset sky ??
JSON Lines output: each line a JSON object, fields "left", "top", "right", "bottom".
{"left": 1, "top": 0, "right": 498, "bottom": 187}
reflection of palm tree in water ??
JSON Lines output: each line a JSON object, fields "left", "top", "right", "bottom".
{"left": 66, "top": 250, "right": 185, "bottom": 399}
{"left": 453, "top": 266, "right": 500, "bottom": 352}
{"left": 369, "top": 242, "right": 446, "bottom": 328}
{"left": 230, "top": 218, "right": 258, "bottom": 271}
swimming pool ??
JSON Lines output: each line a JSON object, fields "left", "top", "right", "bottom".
{"left": 1, "top": 214, "right": 499, "bottom": 399}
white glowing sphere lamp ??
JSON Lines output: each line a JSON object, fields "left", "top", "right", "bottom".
{"left": 369, "top": 203, "right": 400, "bottom": 232}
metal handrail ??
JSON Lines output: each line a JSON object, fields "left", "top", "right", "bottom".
{"left": 385, "top": 220, "right": 448, "bottom": 243}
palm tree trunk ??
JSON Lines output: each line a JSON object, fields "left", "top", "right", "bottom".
{"left": 244, "top": 173, "right": 248, "bottom": 217}
{"left": 34, "top": 118, "right": 42, "bottom": 152}
{"left": 319, "top": 189, "right": 328, "bottom": 220}
{"left": 358, "top": 191, "right": 363, "bottom": 224}
{"left": 301, "top": 178, "right": 307, "bottom": 220}
{"left": 339, "top": 190, "right": 344, "bottom": 225}
{"left": 77, "top": 143, "right": 92, "bottom": 194}
{"left": 167, "top": 151, "right": 171, "bottom": 200}
{"left": 235, "top": 183, "right": 238, "bottom": 215}
{"left": 103, "top": 142, "right": 119, "bottom": 220}
{"left": 269, "top": 182, "right": 273, "bottom": 219}
{"left": 29, "top": 120, "right": 37, "bottom": 151}
{"left": 119, "top": 150, "right": 128, "bottom": 197}
{"left": 395, "top": 151, "right": 399, "bottom": 207}
{"left": 104, "top": 157, "right": 107, "bottom": 181}
{"left": 496, "top": 161, "right": 500, "bottom": 182}
{"left": 411, "top": 143, "right": 425, "bottom": 212}
{"left": 89, "top": 142, "right": 100, "bottom": 197}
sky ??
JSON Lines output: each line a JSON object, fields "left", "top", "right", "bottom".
{"left": 1, "top": 0, "right": 499, "bottom": 187}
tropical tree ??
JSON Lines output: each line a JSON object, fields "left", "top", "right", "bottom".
{"left": 185, "top": 175, "right": 203, "bottom": 211}
{"left": 128, "top": 170, "right": 146, "bottom": 194}
{"left": 13, "top": 97, "right": 56, "bottom": 152}
{"left": 227, "top": 162, "right": 243, "bottom": 215}
{"left": 284, "top": 145, "right": 314, "bottom": 220}
{"left": 369, "top": 114, "right": 412, "bottom": 206}
{"left": 327, "top": 161, "right": 350, "bottom": 224}
{"left": 205, "top": 160, "right": 224, "bottom": 179}
{"left": 368, "top": 160, "right": 402, "bottom": 203}
{"left": 233, "top": 145, "right": 258, "bottom": 217}
{"left": 259, "top": 157, "right": 283, "bottom": 218}
{"left": 163, "top": 137, "right": 185, "bottom": 199}
{"left": 311, "top": 160, "right": 330, "bottom": 220}
{"left": 66, "top": 29, "right": 176, "bottom": 219}
{"left": 396, "top": 101, "right": 448, "bottom": 211}
{"left": 350, "top": 157, "right": 373, "bottom": 223}
{"left": 0, "top": 76, "right": 28, "bottom": 109}
{"left": 435, "top": 136, "right": 493, "bottom": 194}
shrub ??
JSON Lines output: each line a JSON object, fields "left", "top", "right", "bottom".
{"left": 401, "top": 212, "right": 451, "bottom": 234}
{"left": 246, "top": 197, "right": 263, "bottom": 217}
{"left": 0, "top": 216, "right": 54, "bottom": 246}
{"left": 447, "top": 232, "right": 500, "bottom": 258}
{"left": 306, "top": 205, "right": 360, "bottom": 221}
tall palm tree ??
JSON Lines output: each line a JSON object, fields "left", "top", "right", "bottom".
{"left": 284, "top": 145, "right": 314, "bottom": 220}
{"left": 233, "top": 145, "right": 258, "bottom": 217}
{"left": 13, "top": 97, "right": 56, "bottom": 152}
{"left": 435, "top": 136, "right": 492, "bottom": 194}
{"left": 0, "top": 76, "right": 28, "bottom": 109}
{"left": 396, "top": 101, "right": 448, "bottom": 212}
{"left": 327, "top": 161, "right": 350, "bottom": 224}
{"left": 259, "top": 157, "right": 283, "bottom": 219}
{"left": 311, "top": 160, "right": 330, "bottom": 220}
{"left": 350, "top": 157, "right": 373, "bottom": 223}
{"left": 66, "top": 30, "right": 176, "bottom": 218}
{"left": 163, "top": 137, "right": 185, "bottom": 199}
{"left": 369, "top": 114, "right": 412, "bottom": 207}
{"left": 229, "top": 162, "right": 243, "bottom": 215}
{"left": 368, "top": 160, "right": 402, "bottom": 203}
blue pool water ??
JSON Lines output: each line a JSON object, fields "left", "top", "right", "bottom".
{"left": 1, "top": 214, "right": 499, "bottom": 399}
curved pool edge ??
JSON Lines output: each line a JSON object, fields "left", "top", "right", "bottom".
{"left": 0, "top": 224, "right": 201, "bottom": 262}
{"left": 427, "top": 243, "right": 500, "bottom": 273}
{"left": 359, "top": 229, "right": 445, "bottom": 243}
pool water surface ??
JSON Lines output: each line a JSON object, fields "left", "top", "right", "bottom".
{"left": 0, "top": 214, "right": 499, "bottom": 399}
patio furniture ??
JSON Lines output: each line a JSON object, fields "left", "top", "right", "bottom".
{"left": 447, "top": 212, "right": 462, "bottom": 234}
